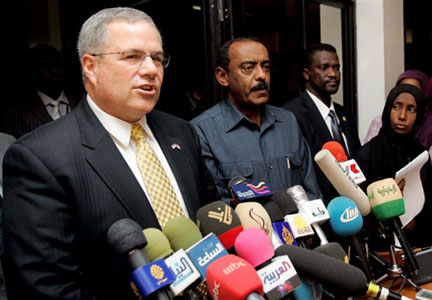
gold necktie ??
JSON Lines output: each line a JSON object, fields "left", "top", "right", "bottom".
{"left": 131, "top": 123, "right": 184, "bottom": 227}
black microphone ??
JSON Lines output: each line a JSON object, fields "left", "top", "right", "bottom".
{"left": 275, "top": 245, "right": 413, "bottom": 299}
{"left": 106, "top": 218, "right": 173, "bottom": 300}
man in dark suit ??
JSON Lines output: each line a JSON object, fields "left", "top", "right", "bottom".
{"left": 2, "top": 7, "right": 217, "bottom": 300}
{"left": 282, "top": 43, "right": 361, "bottom": 203}
{"left": 0, "top": 44, "right": 80, "bottom": 139}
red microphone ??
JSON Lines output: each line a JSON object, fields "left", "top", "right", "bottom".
{"left": 322, "top": 141, "right": 347, "bottom": 162}
{"left": 206, "top": 254, "right": 265, "bottom": 300}
{"left": 321, "top": 142, "right": 367, "bottom": 186}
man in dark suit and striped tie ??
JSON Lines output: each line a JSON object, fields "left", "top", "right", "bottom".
{"left": 282, "top": 43, "right": 361, "bottom": 204}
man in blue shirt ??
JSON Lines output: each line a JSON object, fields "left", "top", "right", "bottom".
{"left": 191, "top": 37, "right": 322, "bottom": 202}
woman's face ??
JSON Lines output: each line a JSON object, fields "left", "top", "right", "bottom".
{"left": 390, "top": 92, "right": 417, "bottom": 135}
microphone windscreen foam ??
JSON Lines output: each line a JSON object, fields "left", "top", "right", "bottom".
{"left": 322, "top": 141, "right": 347, "bottom": 162}
{"left": 327, "top": 197, "right": 363, "bottom": 237}
{"left": 106, "top": 218, "right": 146, "bottom": 255}
{"left": 313, "top": 242, "right": 349, "bottom": 264}
{"left": 286, "top": 185, "right": 309, "bottom": 205}
{"left": 162, "top": 216, "right": 202, "bottom": 251}
{"left": 367, "top": 178, "right": 405, "bottom": 221}
{"left": 142, "top": 228, "right": 173, "bottom": 261}
{"left": 275, "top": 245, "right": 367, "bottom": 295}
{"left": 262, "top": 199, "right": 284, "bottom": 222}
{"left": 196, "top": 201, "right": 243, "bottom": 249}
{"left": 235, "top": 202, "right": 272, "bottom": 238}
{"left": 269, "top": 190, "right": 299, "bottom": 215}
{"left": 206, "top": 254, "right": 264, "bottom": 300}
{"left": 234, "top": 227, "right": 274, "bottom": 268}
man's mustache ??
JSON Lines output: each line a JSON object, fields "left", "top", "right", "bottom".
{"left": 250, "top": 81, "right": 269, "bottom": 92}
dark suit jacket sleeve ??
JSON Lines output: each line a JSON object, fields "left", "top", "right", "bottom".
{"left": 3, "top": 142, "right": 94, "bottom": 300}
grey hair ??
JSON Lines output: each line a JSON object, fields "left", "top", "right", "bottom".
{"left": 77, "top": 7, "right": 161, "bottom": 81}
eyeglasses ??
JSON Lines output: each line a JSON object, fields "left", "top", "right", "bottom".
{"left": 91, "top": 49, "right": 170, "bottom": 68}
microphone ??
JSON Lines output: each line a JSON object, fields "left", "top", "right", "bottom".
{"left": 322, "top": 141, "right": 366, "bottom": 185}
{"left": 235, "top": 201, "right": 283, "bottom": 249}
{"left": 327, "top": 196, "right": 374, "bottom": 281}
{"left": 314, "top": 149, "right": 371, "bottom": 216}
{"left": 235, "top": 228, "right": 302, "bottom": 299}
{"left": 206, "top": 254, "right": 265, "bottom": 300}
{"left": 313, "top": 242, "right": 349, "bottom": 263}
{"left": 106, "top": 218, "right": 174, "bottom": 300}
{"left": 196, "top": 201, "right": 243, "bottom": 250}
{"left": 267, "top": 190, "right": 299, "bottom": 216}
{"left": 235, "top": 227, "right": 275, "bottom": 268}
{"left": 143, "top": 226, "right": 201, "bottom": 298}
{"left": 142, "top": 227, "right": 173, "bottom": 261}
{"left": 162, "top": 216, "right": 203, "bottom": 251}
{"left": 286, "top": 185, "right": 330, "bottom": 245}
{"left": 367, "top": 178, "right": 420, "bottom": 274}
{"left": 275, "top": 245, "right": 413, "bottom": 299}
{"left": 162, "top": 216, "right": 229, "bottom": 280}
{"left": 262, "top": 198, "right": 298, "bottom": 247}
{"left": 322, "top": 141, "right": 347, "bottom": 162}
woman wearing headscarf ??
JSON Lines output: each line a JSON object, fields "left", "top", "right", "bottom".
{"left": 355, "top": 84, "right": 432, "bottom": 248}
{"left": 363, "top": 69, "right": 431, "bottom": 145}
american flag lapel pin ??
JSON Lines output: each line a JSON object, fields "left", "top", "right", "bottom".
{"left": 171, "top": 143, "right": 181, "bottom": 151}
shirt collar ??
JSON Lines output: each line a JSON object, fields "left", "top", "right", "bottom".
{"left": 306, "top": 89, "right": 336, "bottom": 120}
{"left": 38, "top": 90, "right": 69, "bottom": 106}
{"left": 221, "top": 98, "right": 279, "bottom": 133}
{"left": 86, "top": 94, "right": 150, "bottom": 147}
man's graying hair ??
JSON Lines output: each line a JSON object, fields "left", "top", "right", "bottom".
{"left": 217, "top": 37, "right": 262, "bottom": 70}
{"left": 77, "top": 7, "right": 161, "bottom": 81}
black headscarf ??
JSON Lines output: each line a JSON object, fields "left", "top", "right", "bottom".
{"left": 368, "top": 84, "right": 426, "bottom": 182}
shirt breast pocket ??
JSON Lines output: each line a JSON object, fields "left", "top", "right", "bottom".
{"left": 281, "top": 153, "right": 304, "bottom": 186}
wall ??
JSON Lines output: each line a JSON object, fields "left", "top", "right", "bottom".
{"left": 356, "top": 0, "right": 404, "bottom": 143}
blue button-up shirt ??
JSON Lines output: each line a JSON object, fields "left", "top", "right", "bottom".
{"left": 191, "top": 98, "right": 322, "bottom": 202}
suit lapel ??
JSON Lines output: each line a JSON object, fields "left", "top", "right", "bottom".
{"left": 75, "top": 99, "right": 159, "bottom": 227}
{"left": 28, "top": 91, "right": 53, "bottom": 124}
{"left": 301, "top": 92, "right": 333, "bottom": 143}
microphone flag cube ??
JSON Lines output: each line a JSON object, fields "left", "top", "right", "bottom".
{"left": 231, "top": 181, "right": 274, "bottom": 202}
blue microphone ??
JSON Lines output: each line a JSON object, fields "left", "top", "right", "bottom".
{"left": 327, "top": 197, "right": 374, "bottom": 281}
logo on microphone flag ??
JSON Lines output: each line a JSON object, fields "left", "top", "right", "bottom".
{"left": 165, "top": 249, "right": 201, "bottom": 295}
{"left": 186, "top": 233, "right": 228, "bottom": 279}
{"left": 257, "top": 255, "right": 301, "bottom": 298}
{"left": 231, "top": 181, "right": 273, "bottom": 201}
{"left": 272, "top": 222, "right": 298, "bottom": 246}
{"left": 339, "top": 159, "right": 366, "bottom": 184}
{"left": 129, "top": 258, "right": 175, "bottom": 298}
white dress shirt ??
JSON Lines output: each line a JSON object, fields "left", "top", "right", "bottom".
{"left": 38, "top": 90, "right": 70, "bottom": 119}
{"left": 86, "top": 95, "right": 189, "bottom": 218}
{"left": 306, "top": 89, "right": 350, "bottom": 154}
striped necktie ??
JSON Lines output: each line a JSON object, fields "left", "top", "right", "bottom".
{"left": 130, "top": 123, "right": 184, "bottom": 227}
{"left": 328, "top": 110, "right": 349, "bottom": 156}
